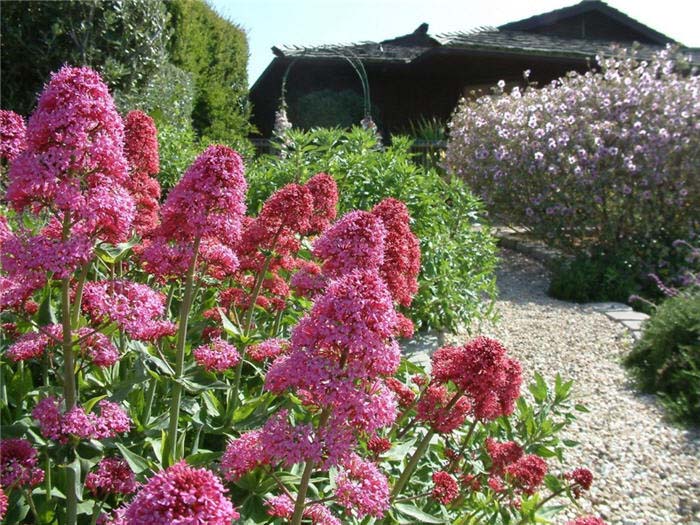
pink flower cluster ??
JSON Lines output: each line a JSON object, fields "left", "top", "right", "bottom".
{"left": 32, "top": 396, "right": 131, "bottom": 443}
{"left": 484, "top": 438, "right": 547, "bottom": 495}
{"left": 0, "top": 109, "right": 26, "bottom": 162}
{"left": 567, "top": 517, "right": 607, "bottom": 525}
{"left": 306, "top": 172, "right": 339, "bottom": 234}
{"left": 312, "top": 211, "right": 386, "bottom": 279}
{"left": 266, "top": 494, "right": 341, "bottom": 525}
{"left": 334, "top": 453, "right": 390, "bottom": 518}
{"left": 6, "top": 66, "right": 134, "bottom": 243}
{"left": 247, "top": 338, "right": 289, "bottom": 362}
{"left": 124, "top": 461, "right": 238, "bottom": 525}
{"left": 6, "top": 325, "right": 119, "bottom": 367}
{"left": 0, "top": 486, "right": 7, "bottom": 521}
{"left": 142, "top": 145, "right": 247, "bottom": 280}
{"left": 0, "top": 438, "right": 45, "bottom": 488}
{"left": 192, "top": 337, "right": 241, "bottom": 372}
{"left": 81, "top": 280, "right": 176, "bottom": 341}
{"left": 85, "top": 458, "right": 137, "bottom": 497}
{"left": 415, "top": 384, "right": 472, "bottom": 433}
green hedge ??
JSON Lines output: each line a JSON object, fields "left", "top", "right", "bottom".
{"left": 625, "top": 289, "right": 700, "bottom": 425}
{"left": 166, "top": 0, "right": 250, "bottom": 142}
{"left": 0, "top": 0, "right": 170, "bottom": 115}
{"left": 247, "top": 128, "right": 498, "bottom": 332}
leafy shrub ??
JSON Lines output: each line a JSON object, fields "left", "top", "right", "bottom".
{"left": 166, "top": 0, "right": 251, "bottom": 142}
{"left": 247, "top": 127, "right": 498, "bottom": 332}
{"left": 445, "top": 48, "right": 700, "bottom": 263}
{"left": 548, "top": 250, "right": 640, "bottom": 303}
{"left": 0, "top": 0, "right": 170, "bottom": 115}
{"left": 290, "top": 89, "right": 367, "bottom": 130}
{"left": 625, "top": 288, "right": 700, "bottom": 424}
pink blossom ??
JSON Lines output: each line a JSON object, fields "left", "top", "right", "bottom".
{"left": 312, "top": 211, "right": 386, "bottom": 278}
{"left": 0, "top": 485, "right": 7, "bottom": 522}
{"left": 6, "top": 330, "right": 54, "bottom": 362}
{"left": 221, "top": 430, "right": 268, "bottom": 481}
{"left": 0, "top": 439, "right": 45, "bottom": 488}
{"left": 125, "top": 461, "right": 238, "bottom": 525}
{"left": 81, "top": 280, "right": 176, "bottom": 341}
{"left": 32, "top": 396, "right": 131, "bottom": 443}
{"left": 85, "top": 458, "right": 137, "bottom": 497}
{"left": 6, "top": 66, "right": 133, "bottom": 243}
{"left": 247, "top": 338, "right": 289, "bottom": 362}
{"left": 193, "top": 338, "right": 240, "bottom": 372}
{"left": 334, "top": 453, "right": 390, "bottom": 518}
{"left": 290, "top": 260, "right": 328, "bottom": 298}
{"left": 0, "top": 109, "right": 26, "bottom": 162}
{"left": 261, "top": 410, "right": 322, "bottom": 467}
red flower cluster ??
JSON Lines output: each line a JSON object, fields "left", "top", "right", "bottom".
{"left": 306, "top": 172, "right": 338, "bottom": 234}
{"left": 367, "top": 435, "right": 392, "bottom": 455}
{"left": 486, "top": 438, "right": 523, "bottom": 475}
{"left": 123, "top": 110, "right": 161, "bottom": 236}
{"left": 415, "top": 384, "right": 472, "bottom": 434}
{"left": 504, "top": 455, "right": 547, "bottom": 495}
{"left": 431, "top": 337, "right": 522, "bottom": 420}
{"left": 431, "top": 470, "right": 460, "bottom": 504}
{"left": 385, "top": 377, "right": 417, "bottom": 408}
{"left": 566, "top": 467, "right": 594, "bottom": 497}
{"left": 371, "top": 198, "right": 421, "bottom": 307}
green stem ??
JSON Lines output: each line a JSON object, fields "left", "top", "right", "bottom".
{"left": 391, "top": 391, "right": 465, "bottom": 500}
{"left": 70, "top": 262, "right": 90, "bottom": 325}
{"left": 89, "top": 501, "right": 104, "bottom": 525}
{"left": 166, "top": 236, "right": 201, "bottom": 465}
{"left": 448, "top": 418, "right": 477, "bottom": 471}
{"left": 390, "top": 429, "right": 435, "bottom": 500}
{"left": 143, "top": 378, "right": 157, "bottom": 426}
{"left": 61, "top": 212, "right": 79, "bottom": 525}
{"left": 291, "top": 409, "right": 331, "bottom": 525}
{"left": 514, "top": 488, "right": 566, "bottom": 525}
{"left": 24, "top": 490, "right": 40, "bottom": 523}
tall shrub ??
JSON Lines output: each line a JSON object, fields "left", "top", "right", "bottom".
{"left": 445, "top": 48, "right": 700, "bottom": 261}
{"left": 166, "top": 0, "right": 251, "bottom": 142}
{"left": 246, "top": 128, "right": 497, "bottom": 332}
{"left": 0, "top": 0, "right": 170, "bottom": 115}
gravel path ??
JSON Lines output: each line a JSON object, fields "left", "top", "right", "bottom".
{"left": 473, "top": 249, "right": 700, "bottom": 525}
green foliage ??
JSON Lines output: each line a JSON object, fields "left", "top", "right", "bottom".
{"left": 289, "top": 89, "right": 367, "bottom": 130}
{"left": 166, "top": 0, "right": 250, "bottom": 143}
{"left": 548, "top": 249, "right": 640, "bottom": 303}
{"left": 625, "top": 289, "right": 700, "bottom": 425}
{"left": 247, "top": 128, "right": 498, "bottom": 332}
{"left": 0, "top": 0, "right": 170, "bottom": 115}
{"left": 114, "top": 63, "right": 195, "bottom": 128}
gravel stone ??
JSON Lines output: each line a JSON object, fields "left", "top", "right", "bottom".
{"left": 470, "top": 249, "right": 700, "bottom": 525}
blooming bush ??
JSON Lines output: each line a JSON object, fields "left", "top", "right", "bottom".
{"left": 445, "top": 47, "right": 700, "bottom": 265}
{"left": 0, "top": 66, "right": 604, "bottom": 525}
{"left": 246, "top": 127, "right": 498, "bottom": 332}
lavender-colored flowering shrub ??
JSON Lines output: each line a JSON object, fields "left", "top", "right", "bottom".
{"left": 445, "top": 47, "right": 700, "bottom": 259}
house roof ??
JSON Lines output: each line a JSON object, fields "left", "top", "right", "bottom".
{"left": 499, "top": 0, "right": 676, "bottom": 45}
{"left": 256, "top": 0, "right": 699, "bottom": 91}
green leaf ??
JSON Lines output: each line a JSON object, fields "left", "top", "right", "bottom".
{"left": 38, "top": 290, "right": 58, "bottom": 325}
{"left": 574, "top": 404, "right": 590, "bottom": 413}
{"left": 529, "top": 372, "right": 548, "bottom": 403}
{"left": 115, "top": 443, "right": 150, "bottom": 474}
{"left": 395, "top": 503, "right": 446, "bottom": 523}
